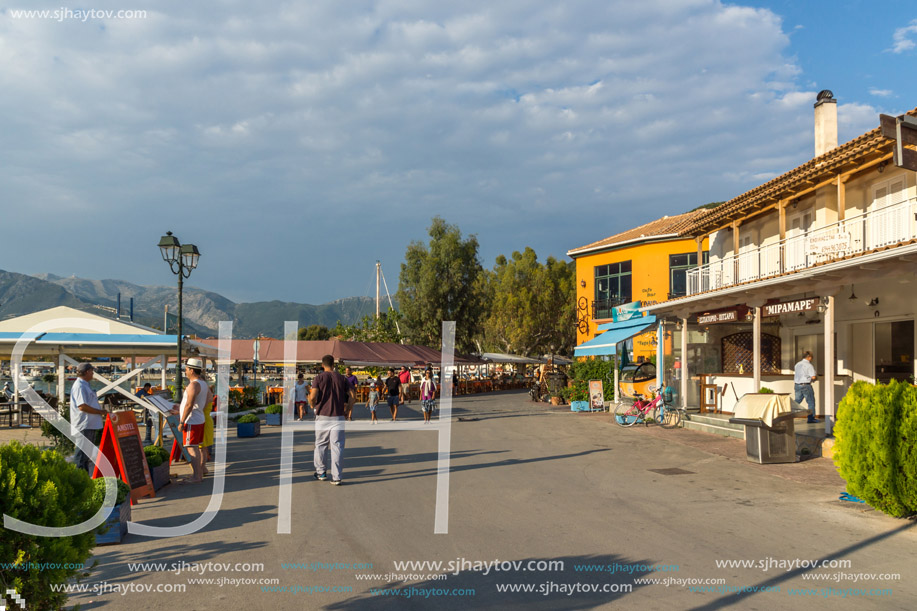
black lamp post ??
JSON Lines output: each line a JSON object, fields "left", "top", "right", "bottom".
{"left": 158, "top": 231, "right": 200, "bottom": 398}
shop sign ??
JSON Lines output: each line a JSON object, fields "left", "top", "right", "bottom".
{"left": 697, "top": 310, "right": 738, "bottom": 324}
{"left": 763, "top": 298, "right": 818, "bottom": 317}
{"left": 807, "top": 232, "right": 850, "bottom": 257}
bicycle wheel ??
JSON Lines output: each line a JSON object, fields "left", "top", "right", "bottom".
{"left": 614, "top": 401, "right": 641, "bottom": 427}
{"left": 660, "top": 405, "right": 682, "bottom": 429}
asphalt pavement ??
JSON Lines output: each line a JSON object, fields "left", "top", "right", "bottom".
{"left": 49, "top": 391, "right": 917, "bottom": 610}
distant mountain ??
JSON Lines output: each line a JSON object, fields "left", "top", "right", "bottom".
{"left": 29, "top": 272, "right": 381, "bottom": 338}
{"left": 0, "top": 270, "right": 90, "bottom": 315}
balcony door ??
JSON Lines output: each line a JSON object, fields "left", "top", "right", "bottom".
{"left": 869, "top": 176, "right": 908, "bottom": 249}
{"left": 786, "top": 210, "right": 813, "bottom": 272}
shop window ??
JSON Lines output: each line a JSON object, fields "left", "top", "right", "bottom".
{"left": 875, "top": 320, "right": 914, "bottom": 384}
{"left": 594, "top": 261, "right": 632, "bottom": 318}
{"left": 721, "top": 332, "right": 781, "bottom": 374}
{"left": 669, "top": 251, "right": 709, "bottom": 298}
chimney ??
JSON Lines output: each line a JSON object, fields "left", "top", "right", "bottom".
{"left": 814, "top": 90, "right": 837, "bottom": 157}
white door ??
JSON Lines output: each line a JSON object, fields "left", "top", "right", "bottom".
{"left": 869, "top": 176, "right": 907, "bottom": 248}
{"left": 786, "top": 211, "right": 812, "bottom": 271}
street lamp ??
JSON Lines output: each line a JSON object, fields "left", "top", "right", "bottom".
{"left": 158, "top": 231, "right": 200, "bottom": 397}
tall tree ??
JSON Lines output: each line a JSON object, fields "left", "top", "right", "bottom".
{"left": 481, "top": 247, "right": 575, "bottom": 355}
{"left": 397, "top": 217, "right": 485, "bottom": 353}
{"left": 298, "top": 324, "right": 331, "bottom": 341}
{"left": 331, "top": 309, "right": 404, "bottom": 343}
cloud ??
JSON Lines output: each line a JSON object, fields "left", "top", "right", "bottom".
{"left": 890, "top": 19, "right": 917, "bottom": 53}
{"left": 0, "top": 0, "right": 866, "bottom": 303}
{"left": 869, "top": 88, "right": 893, "bottom": 98}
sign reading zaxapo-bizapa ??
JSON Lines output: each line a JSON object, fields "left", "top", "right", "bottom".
{"left": 763, "top": 298, "right": 819, "bottom": 317}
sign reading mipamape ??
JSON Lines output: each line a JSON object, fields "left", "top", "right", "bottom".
{"left": 807, "top": 231, "right": 850, "bottom": 257}
{"left": 763, "top": 298, "right": 818, "bottom": 317}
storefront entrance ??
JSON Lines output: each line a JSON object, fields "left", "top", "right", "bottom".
{"left": 850, "top": 320, "right": 914, "bottom": 384}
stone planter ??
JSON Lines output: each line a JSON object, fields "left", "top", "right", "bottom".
{"left": 265, "top": 413, "right": 282, "bottom": 426}
{"left": 96, "top": 501, "right": 131, "bottom": 546}
{"left": 151, "top": 462, "right": 171, "bottom": 491}
{"left": 237, "top": 421, "right": 261, "bottom": 438}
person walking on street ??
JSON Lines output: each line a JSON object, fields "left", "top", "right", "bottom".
{"left": 310, "top": 354, "right": 354, "bottom": 485}
{"left": 294, "top": 373, "right": 310, "bottom": 420}
{"left": 170, "top": 358, "right": 211, "bottom": 484}
{"left": 70, "top": 362, "right": 106, "bottom": 474}
{"left": 420, "top": 369, "right": 437, "bottom": 423}
{"left": 384, "top": 368, "right": 401, "bottom": 421}
{"left": 367, "top": 380, "right": 380, "bottom": 424}
{"left": 398, "top": 365, "right": 412, "bottom": 404}
{"left": 794, "top": 351, "right": 818, "bottom": 424}
{"left": 344, "top": 366, "right": 358, "bottom": 421}
{"left": 135, "top": 382, "right": 154, "bottom": 444}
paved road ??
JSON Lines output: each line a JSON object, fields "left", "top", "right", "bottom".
{"left": 67, "top": 391, "right": 915, "bottom": 610}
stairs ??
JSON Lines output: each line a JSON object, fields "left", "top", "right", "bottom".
{"left": 682, "top": 412, "right": 745, "bottom": 439}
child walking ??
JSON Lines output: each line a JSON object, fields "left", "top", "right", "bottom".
{"left": 367, "top": 381, "right": 380, "bottom": 424}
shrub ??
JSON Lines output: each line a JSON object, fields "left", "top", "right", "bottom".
{"left": 237, "top": 414, "right": 260, "bottom": 424}
{"left": 143, "top": 445, "right": 170, "bottom": 469}
{"left": 833, "top": 380, "right": 916, "bottom": 517}
{"left": 89, "top": 477, "right": 131, "bottom": 509}
{"left": 566, "top": 358, "right": 616, "bottom": 401}
{"left": 264, "top": 405, "right": 283, "bottom": 415}
{"left": 40, "top": 400, "right": 74, "bottom": 454}
{"left": 0, "top": 442, "right": 96, "bottom": 610}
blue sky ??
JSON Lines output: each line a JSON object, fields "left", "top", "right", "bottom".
{"left": 1, "top": 1, "right": 915, "bottom": 305}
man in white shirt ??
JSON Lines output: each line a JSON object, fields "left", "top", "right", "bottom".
{"left": 794, "top": 351, "right": 818, "bottom": 424}
{"left": 70, "top": 362, "right": 106, "bottom": 473}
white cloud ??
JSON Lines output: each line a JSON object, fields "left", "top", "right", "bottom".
{"left": 0, "top": 0, "right": 864, "bottom": 302}
{"left": 869, "top": 88, "right": 893, "bottom": 98}
{"left": 890, "top": 19, "right": 917, "bottom": 53}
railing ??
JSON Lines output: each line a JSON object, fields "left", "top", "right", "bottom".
{"left": 686, "top": 196, "right": 917, "bottom": 296}
{"left": 592, "top": 298, "right": 628, "bottom": 320}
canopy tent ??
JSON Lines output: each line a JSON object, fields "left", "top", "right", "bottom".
{"left": 573, "top": 315, "right": 657, "bottom": 357}
{"left": 196, "top": 339, "right": 483, "bottom": 367}
{"left": 479, "top": 352, "right": 544, "bottom": 365}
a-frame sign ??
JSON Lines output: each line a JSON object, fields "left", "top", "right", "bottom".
{"left": 92, "top": 410, "right": 155, "bottom": 503}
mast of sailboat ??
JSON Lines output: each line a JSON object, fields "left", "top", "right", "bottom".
{"left": 375, "top": 260, "right": 381, "bottom": 319}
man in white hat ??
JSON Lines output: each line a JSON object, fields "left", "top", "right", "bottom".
{"left": 171, "top": 357, "right": 211, "bottom": 483}
{"left": 70, "top": 362, "right": 107, "bottom": 473}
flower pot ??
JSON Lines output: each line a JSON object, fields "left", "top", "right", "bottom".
{"left": 570, "top": 401, "right": 590, "bottom": 412}
{"left": 151, "top": 462, "right": 171, "bottom": 490}
{"left": 550, "top": 396, "right": 562, "bottom": 406}
{"left": 265, "top": 413, "right": 282, "bottom": 426}
{"left": 96, "top": 501, "right": 131, "bottom": 545}
{"left": 615, "top": 414, "right": 638, "bottom": 425}
{"left": 237, "top": 421, "right": 261, "bottom": 438}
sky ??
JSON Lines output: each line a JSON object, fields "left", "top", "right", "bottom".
{"left": 1, "top": 0, "right": 916, "bottom": 305}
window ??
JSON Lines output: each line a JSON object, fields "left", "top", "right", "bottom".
{"left": 594, "top": 261, "right": 632, "bottom": 318}
{"left": 669, "top": 251, "right": 709, "bottom": 298}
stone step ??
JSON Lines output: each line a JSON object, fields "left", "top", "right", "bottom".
{"left": 684, "top": 413, "right": 744, "bottom": 431}
{"left": 682, "top": 418, "right": 746, "bottom": 439}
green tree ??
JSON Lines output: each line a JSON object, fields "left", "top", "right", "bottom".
{"left": 481, "top": 247, "right": 575, "bottom": 355}
{"left": 298, "top": 324, "right": 331, "bottom": 341}
{"left": 334, "top": 309, "right": 404, "bottom": 343}
{"left": 397, "top": 217, "right": 485, "bottom": 353}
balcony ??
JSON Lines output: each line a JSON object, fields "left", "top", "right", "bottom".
{"left": 592, "top": 298, "right": 628, "bottom": 320}
{"left": 686, "top": 195, "right": 917, "bottom": 296}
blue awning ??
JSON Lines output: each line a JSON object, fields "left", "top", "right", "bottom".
{"left": 574, "top": 315, "right": 657, "bottom": 357}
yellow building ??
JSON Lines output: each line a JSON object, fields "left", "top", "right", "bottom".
{"left": 567, "top": 211, "right": 710, "bottom": 362}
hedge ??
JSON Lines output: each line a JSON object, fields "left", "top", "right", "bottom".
{"left": 0, "top": 442, "right": 96, "bottom": 610}
{"left": 833, "top": 380, "right": 917, "bottom": 517}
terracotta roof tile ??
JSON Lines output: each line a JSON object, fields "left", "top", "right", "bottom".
{"left": 568, "top": 210, "right": 705, "bottom": 256}
{"left": 681, "top": 107, "right": 917, "bottom": 236}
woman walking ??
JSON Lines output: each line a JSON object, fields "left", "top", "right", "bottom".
{"left": 420, "top": 370, "right": 437, "bottom": 423}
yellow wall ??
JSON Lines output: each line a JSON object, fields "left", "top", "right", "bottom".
{"left": 574, "top": 236, "right": 709, "bottom": 360}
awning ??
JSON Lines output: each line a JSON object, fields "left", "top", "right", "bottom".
{"left": 574, "top": 315, "right": 657, "bottom": 357}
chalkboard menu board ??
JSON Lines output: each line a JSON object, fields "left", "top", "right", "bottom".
{"left": 93, "top": 411, "right": 155, "bottom": 502}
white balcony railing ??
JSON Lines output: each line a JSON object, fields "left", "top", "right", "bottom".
{"left": 686, "top": 196, "right": 917, "bottom": 296}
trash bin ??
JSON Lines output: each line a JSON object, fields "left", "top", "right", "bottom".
{"left": 729, "top": 393, "right": 808, "bottom": 464}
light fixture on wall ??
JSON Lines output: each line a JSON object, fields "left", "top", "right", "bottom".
{"left": 580, "top": 279, "right": 586, "bottom": 288}
{"left": 792, "top": 198, "right": 799, "bottom": 209}
{"left": 867, "top": 297, "right": 880, "bottom": 307}
{"left": 878, "top": 160, "right": 887, "bottom": 173}
{"left": 817, "top": 297, "right": 828, "bottom": 314}
{"left": 848, "top": 285, "right": 858, "bottom": 301}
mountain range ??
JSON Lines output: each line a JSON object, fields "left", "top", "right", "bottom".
{"left": 0, "top": 270, "right": 381, "bottom": 338}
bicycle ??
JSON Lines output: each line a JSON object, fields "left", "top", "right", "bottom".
{"left": 614, "top": 385, "right": 682, "bottom": 428}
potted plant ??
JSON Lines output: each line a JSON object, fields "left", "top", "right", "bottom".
{"left": 144, "top": 444, "right": 171, "bottom": 490}
{"left": 264, "top": 404, "right": 283, "bottom": 426}
{"left": 236, "top": 413, "right": 261, "bottom": 438}
{"left": 91, "top": 477, "right": 131, "bottom": 545}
